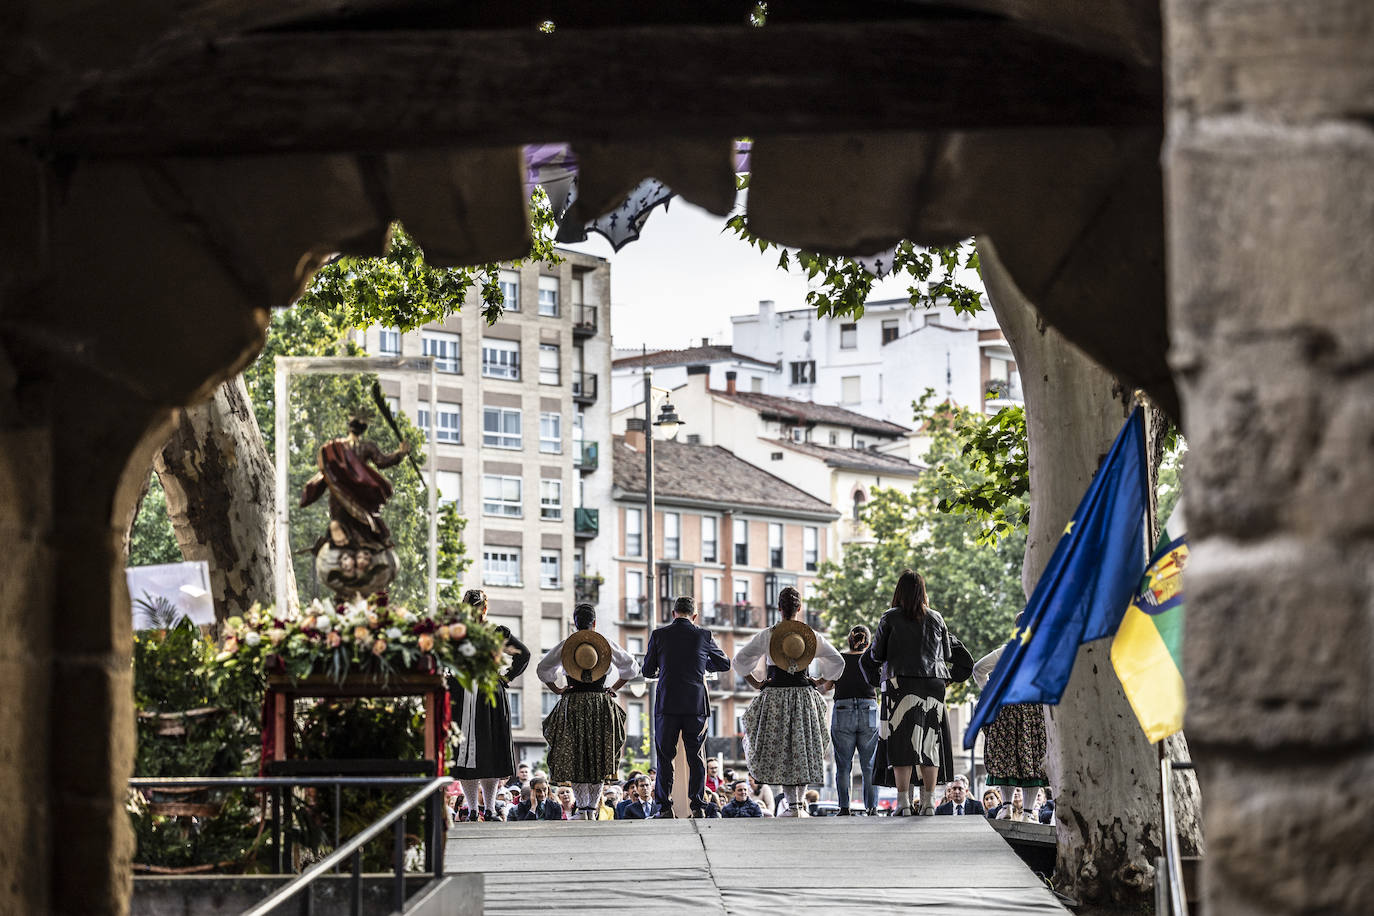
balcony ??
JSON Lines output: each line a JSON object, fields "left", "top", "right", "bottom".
{"left": 572, "top": 303, "right": 598, "bottom": 337}
{"left": 574, "top": 440, "right": 599, "bottom": 472}
{"left": 572, "top": 371, "right": 598, "bottom": 405}
{"left": 700, "top": 602, "right": 731, "bottom": 629}
{"left": 574, "top": 575, "right": 602, "bottom": 604}
{"left": 707, "top": 670, "right": 735, "bottom": 694}
{"left": 574, "top": 507, "right": 599, "bottom": 538}
{"left": 704, "top": 736, "right": 746, "bottom": 763}
{"left": 621, "top": 596, "right": 648, "bottom": 625}
{"left": 733, "top": 603, "right": 763, "bottom": 630}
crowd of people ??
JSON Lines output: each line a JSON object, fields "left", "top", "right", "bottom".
{"left": 445, "top": 570, "right": 1053, "bottom": 823}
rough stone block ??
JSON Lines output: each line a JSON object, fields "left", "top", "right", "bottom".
{"left": 50, "top": 793, "right": 134, "bottom": 916}
{"left": 1166, "top": 0, "right": 1374, "bottom": 121}
{"left": 1196, "top": 751, "right": 1374, "bottom": 914}
{"left": 1167, "top": 118, "right": 1374, "bottom": 351}
{"left": 1184, "top": 537, "right": 1373, "bottom": 747}
{"left": 51, "top": 659, "right": 134, "bottom": 800}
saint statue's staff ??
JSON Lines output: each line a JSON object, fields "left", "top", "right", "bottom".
{"left": 371, "top": 380, "right": 426, "bottom": 486}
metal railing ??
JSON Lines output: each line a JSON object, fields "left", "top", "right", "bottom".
{"left": 1158, "top": 758, "right": 1194, "bottom": 916}
{"left": 572, "top": 371, "right": 598, "bottom": 402}
{"left": 572, "top": 303, "right": 598, "bottom": 335}
{"left": 129, "top": 775, "right": 450, "bottom": 915}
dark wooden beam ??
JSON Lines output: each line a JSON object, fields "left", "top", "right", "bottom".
{"left": 36, "top": 20, "right": 1161, "bottom": 158}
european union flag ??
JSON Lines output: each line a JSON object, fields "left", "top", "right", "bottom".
{"left": 965, "top": 407, "right": 1149, "bottom": 748}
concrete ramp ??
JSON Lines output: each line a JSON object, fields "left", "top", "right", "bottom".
{"left": 445, "top": 816, "right": 1066, "bottom": 914}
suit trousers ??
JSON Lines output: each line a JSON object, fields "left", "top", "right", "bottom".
{"left": 654, "top": 712, "right": 709, "bottom": 812}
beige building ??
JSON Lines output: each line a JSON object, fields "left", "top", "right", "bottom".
{"left": 611, "top": 427, "right": 839, "bottom": 766}
{"left": 362, "top": 248, "right": 614, "bottom": 763}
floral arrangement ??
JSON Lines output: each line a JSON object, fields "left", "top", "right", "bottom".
{"left": 207, "top": 592, "right": 505, "bottom": 701}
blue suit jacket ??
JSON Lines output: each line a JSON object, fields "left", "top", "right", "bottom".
{"left": 641, "top": 617, "right": 731, "bottom": 717}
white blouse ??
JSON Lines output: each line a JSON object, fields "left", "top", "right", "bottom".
{"left": 733, "top": 624, "right": 845, "bottom": 683}
{"left": 536, "top": 634, "right": 640, "bottom": 685}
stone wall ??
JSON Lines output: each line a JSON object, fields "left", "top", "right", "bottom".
{"left": 1163, "top": 1, "right": 1374, "bottom": 912}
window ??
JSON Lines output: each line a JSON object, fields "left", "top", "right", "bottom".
{"left": 804, "top": 526, "right": 819, "bottom": 571}
{"left": 481, "top": 475, "right": 522, "bottom": 517}
{"left": 768, "top": 523, "right": 783, "bottom": 568}
{"left": 733, "top": 577, "right": 750, "bottom": 605}
{"left": 733, "top": 518, "right": 748, "bottom": 565}
{"left": 540, "top": 619, "right": 561, "bottom": 652}
{"left": 482, "top": 548, "right": 521, "bottom": 586}
{"left": 627, "top": 701, "right": 645, "bottom": 736}
{"left": 840, "top": 322, "right": 858, "bottom": 349}
{"left": 789, "top": 360, "right": 815, "bottom": 385}
{"left": 571, "top": 276, "right": 584, "bottom": 306}
{"left": 378, "top": 327, "right": 401, "bottom": 355}
{"left": 663, "top": 512, "right": 680, "bottom": 560}
{"left": 708, "top": 706, "right": 720, "bottom": 737}
{"left": 625, "top": 570, "right": 644, "bottom": 618}
{"left": 881, "top": 318, "right": 900, "bottom": 344}
{"left": 539, "top": 343, "right": 560, "bottom": 385}
{"left": 482, "top": 339, "right": 520, "bottom": 379}
{"left": 573, "top": 547, "right": 584, "bottom": 576}
{"left": 417, "top": 401, "right": 461, "bottom": 443}
{"left": 540, "top": 550, "right": 561, "bottom": 589}
{"left": 489, "top": 616, "right": 522, "bottom": 639}
{"left": 701, "top": 516, "right": 718, "bottom": 563}
{"left": 499, "top": 269, "right": 520, "bottom": 311}
{"left": 539, "top": 412, "right": 562, "bottom": 453}
{"left": 791, "top": 426, "right": 805, "bottom": 442}
{"left": 541, "top": 689, "right": 559, "bottom": 715}
{"left": 750, "top": 376, "right": 763, "bottom": 393}
{"left": 702, "top": 576, "right": 720, "bottom": 616}
{"left": 626, "top": 635, "right": 644, "bottom": 655}
{"left": 540, "top": 479, "right": 563, "bottom": 521}
{"left": 435, "top": 470, "right": 461, "bottom": 507}
{"left": 829, "top": 431, "right": 838, "bottom": 445}
{"left": 385, "top": 395, "right": 400, "bottom": 416}
{"left": 853, "top": 491, "right": 866, "bottom": 521}
{"left": 482, "top": 406, "right": 522, "bottom": 449}
{"left": 422, "top": 330, "right": 461, "bottom": 373}
{"left": 841, "top": 375, "right": 861, "bottom": 404}
{"left": 508, "top": 689, "right": 523, "bottom": 728}
{"left": 538, "top": 275, "right": 559, "bottom": 316}
{"left": 625, "top": 508, "right": 643, "bottom": 556}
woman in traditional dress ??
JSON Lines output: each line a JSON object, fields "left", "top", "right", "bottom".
{"left": 972, "top": 613, "right": 1049, "bottom": 795}
{"left": 449, "top": 588, "right": 531, "bottom": 821}
{"left": 733, "top": 586, "right": 845, "bottom": 817}
{"left": 868, "top": 569, "right": 953, "bottom": 816}
{"left": 537, "top": 603, "right": 640, "bottom": 819}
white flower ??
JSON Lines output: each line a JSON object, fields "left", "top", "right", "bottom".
{"left": 308, "top": 598, "right": 329, "bottom": 615}
{"left": 347, "top": 594, "right": 368, "bottom": 616}
{"left": 395, "top": 608, "right": 412, "bottom": 622}
{"left": 458, "top": 640, "right": 476, "bottom": 657}
{"left": 386, "top": 627, "right": 403, "bottom": 640}
{"left": 243, "top": 631, "right": 261, "bottom": 647}
{"left": 316, "top": 616, "right": 333, "bottom": 634}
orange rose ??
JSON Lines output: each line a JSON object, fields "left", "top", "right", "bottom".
{"left": 367, "top": 614, "right": 380, "bottom": 628}
{"left": 450, "top": 622, "right": 467, "bottom": 640}
{"left": 354, "top": 626, "right": 370, "bottom": 642}
{"left": 436, "top": 626, "right": 450, "bottom": 641}
{"left": 417, "top": 634, "right": 434, "bottom": 652}
{"left": 224, "top": 635, "right": 239, "bottom": 653}
{"left": 327, "top": 631, "right": 342, "bottom": 648}
{"left": 372, "top": 638, "right": 387, "bottom": 655}
{"left": 268, "top": 629, "right": 287, "bottom": 646}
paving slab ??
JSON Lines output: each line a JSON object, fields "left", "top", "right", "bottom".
{"left": 445, "top": 816, "right": 1066, "bottom": 914}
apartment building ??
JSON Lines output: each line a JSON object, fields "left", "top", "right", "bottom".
{"left": 610, "top": 426, "right": 839, "bottom": 766}
{"left": 609, "top": 343, "right": 780, "bottom": 414}
{"left": 729, "top": 298, "right": 1022, "bottom": 424}
{"left": 362, "top": 248, "right": 615, "bottom": 763}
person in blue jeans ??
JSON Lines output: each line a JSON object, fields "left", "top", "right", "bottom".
{"left": 818, "top": 625, "right": 882, "bottom": 815}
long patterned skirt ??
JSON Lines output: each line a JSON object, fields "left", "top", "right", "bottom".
{"left": 873, "top": 676, "right": 954, "bottom": 786}
{"left": 983, "top": 703, "right": 1048, "bottom": 787}
{"left": 741, "top": 686, "right": 830, "bottom": 786}
{"left": 542, "top": 691, "right": 628, "bottom": 785}
{"left": 450, "top": 682, "right": 516, "bottom": 780}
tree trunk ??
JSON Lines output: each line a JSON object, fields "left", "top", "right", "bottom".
{"left": 152, "top": 374, "right": 293, "bottom": 620}
{"left": 979, "top": 238, "right": 1201, "bottom": 906}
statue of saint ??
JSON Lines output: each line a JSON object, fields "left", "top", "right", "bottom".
{"left": 299, "top": 411, "right": 412, "bottom": 597}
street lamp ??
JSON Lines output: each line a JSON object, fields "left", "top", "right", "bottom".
{"left": 642, "top": 372, "right": 685, "bottom": 770}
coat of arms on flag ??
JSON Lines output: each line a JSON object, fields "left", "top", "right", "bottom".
{"left": 1111, "top": 532, "right": 1188, "bottom": 743}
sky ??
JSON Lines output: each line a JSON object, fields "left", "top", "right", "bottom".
{"left": 564, "top": 196, "right": 916, "bottom": 352}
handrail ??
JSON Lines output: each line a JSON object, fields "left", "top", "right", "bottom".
{"left": 130, "top": 777, "right": 438, "bottom": 788}
{"left": 1159, "top": 758, "right": 1194, "bottom": 916}
{"left": 242, "top": 775, "right": 451, "bottom": 916}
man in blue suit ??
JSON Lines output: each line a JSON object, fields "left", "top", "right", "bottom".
{"left": 640, "top": 596, "right": 731, "bottom": 817}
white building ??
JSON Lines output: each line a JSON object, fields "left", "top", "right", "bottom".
{"left": 610, "top": 343, "right": 779, "bottom": 415}
{"left": 730, "top": 298, "right": 1022, "bottom": 427}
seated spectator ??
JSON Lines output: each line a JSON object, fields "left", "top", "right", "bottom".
{"left": 981, "top": 787, "right": 1003, "bottom": 819}
{"left": 512, "top": 776, "right": 564, "bottom": 820}
{"left": 492, "top": 788, "right": 512, "bottom": 822}
{"left": 615, "top": 775, "right": 655, "bottom": 819}
{"left": 804, "top": 789, "right": 821, "bottom": 816}
{"left": 1036, "top": 787, "right": 1056, "bottom": 824}
{"left": 597, "top": 789, "right": 618, "bottom": 820}
{"left": 705, "top": 757, "right": 724, "bottom": 795}
{"left": 996, "top": 787, "right": 1034, "bottom": 822}
{"left": 505, "top": 762, "right": 532, "bottom": 791}
{"left": 697, "top": 791, "right": 723, "bottom": 819}
{"left": 935, "top": 776, "right": 985, "bottom": 816}
{"left": 721, "top": 781, "right": 763, "bottom": 818}
{"left": 556, "top": 785, "right": 576, "bottom": 821}
{"left": 747, "top": 774, "right": 775, "bottom": 817}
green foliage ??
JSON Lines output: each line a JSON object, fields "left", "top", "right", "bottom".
{"left": 922, "top": 393, "right": 1030, "bottom": 545}
{"left": 296, "top": 194, "right": 561, "bottom": 331}
{"left": 723, "top": 216, "right": 984, "bottom": 319}
{"left": 243, "top": 306, "right": 468, "bottom": 607}
{"left": 128, "top": 790, "right": 266, "bottom": 872}
{"left": 1156, "top": 434, "right": 1187, "bottom": 531}
{"left": 128, "top": 473, "right": 183, "bottom": 567}
{"left": 810, "top": 404, "right": 1027, "bottom": 701}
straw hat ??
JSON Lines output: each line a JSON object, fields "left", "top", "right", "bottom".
{"left": 768, "top": 619, "right": 817, "bottom": 674}
{"left": 562, "top": 629, "right": 613, "bottom": 683}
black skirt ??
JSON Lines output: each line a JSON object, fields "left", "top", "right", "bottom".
{"left": 873, "top": 676, "right": 954, "bottom": 786}
{"left": 450, "top": 683, "right": 518, "bottom": 779}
